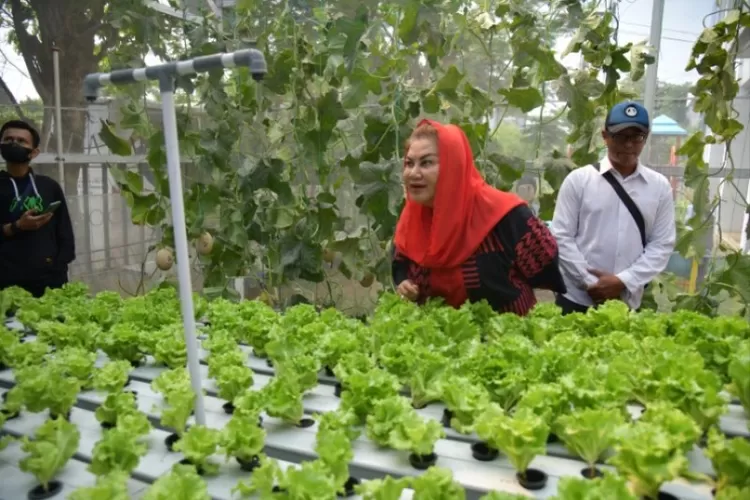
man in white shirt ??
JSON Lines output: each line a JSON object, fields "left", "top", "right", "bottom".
{"left": 550, "top": 101, "right": 676, "bottom": 314}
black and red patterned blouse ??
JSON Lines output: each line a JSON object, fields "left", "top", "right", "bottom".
{"left": 392, "top": 205, "right": 566, "bottom": 316}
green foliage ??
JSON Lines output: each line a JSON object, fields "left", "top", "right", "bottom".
{"left": 98, "top": 0, "right": 657, "bottom": 303}
{"left": 666, "top": 8, "right": 750, "bottom": 317}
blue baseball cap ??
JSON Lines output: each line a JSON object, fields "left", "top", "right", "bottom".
{"left": 605, "top": 101, "right": 650, "bottom": 134}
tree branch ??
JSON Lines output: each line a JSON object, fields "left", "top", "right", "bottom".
{"left": 0, "top": 74, "right": 40, "bottom": 129}
{"left": 9, "top": 0, "right": 50, "bottom": 101}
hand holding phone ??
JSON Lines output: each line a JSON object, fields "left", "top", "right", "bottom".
{"left": 38, "top": 201, "right": 61, "bottom": 215}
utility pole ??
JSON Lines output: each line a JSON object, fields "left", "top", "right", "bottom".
{"left": 643, "top": 0, "right": 665, "bottom": 162}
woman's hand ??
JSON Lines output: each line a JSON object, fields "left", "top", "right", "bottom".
{"left": 397, "top": 279, "right": 419, "bottom": 302}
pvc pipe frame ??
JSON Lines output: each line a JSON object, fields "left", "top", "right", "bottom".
{"left": 82, "top": 51, "right": 268, "bottom": 425}
{"left": 159, "top": 79, "right": 207, "bottom": 425}
{"left": 52, "top": 45, "right": 65, "bottom": 194}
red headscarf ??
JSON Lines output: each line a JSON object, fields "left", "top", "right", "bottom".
{"left": 394, "top": 119, "right": 525, "bottom": 307}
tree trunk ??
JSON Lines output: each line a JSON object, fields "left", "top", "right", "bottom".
{"left": 8, "top": 0, "right": 101, "bottom": 192}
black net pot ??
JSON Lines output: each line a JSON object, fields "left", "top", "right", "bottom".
{"left": 165, "top": 432, "right": 180, "bottom": 452}
{"left": 546, "top": 433, "right": 560, "bottom": 444}
{"left": 334, "top": 383, "right": 344, "bottom": 398}
{"left": 644, "top": 493, "right": 679, "bottom": 500}
{"left": 516, "top": 468, "right": 548, "bottom": 491}
{"left": 324, "top": 366, "right": 335, "bottom": 377}
{"left": 27, "top": 480, "right": 63, "bottom": 500}
{"left": 580, "top": 466, "right": 603, "bottom": 479}
{"left": 237, "top": 455, "right": 261, "bottom": 472}
{"left": 100, "top": 420, "right": 116, "bottom": 430}
{"left": 441, "top": 409, "right": 453, "bottom": 428}
{"left": 1, "top": 407, "right": 20, "bottom": 420}
{"left": 470, "top": 442, "right": 499, "bottom": 462}
{"left": 408, "top": 452, "right": 437, "bottom": 470}
{"left": 338, "top": 477, "right": 360, "bottom": 498}
{"left": 179, "top": 458, "right": 205, "bottom": 475}
{"left": 296, "top": 417, "right": 315, "bottom": 428}
{"left": 223, "top": 401, "right": 235, "bottom": 415}
{"left": 50, "top": 410, "right": 71, "bottom": 421}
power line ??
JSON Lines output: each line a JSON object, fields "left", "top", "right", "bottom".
{"left": 619, "top": 29, "right": 696, "bottom": 44}
{"left": 620, "top": 21, "right": 700, "bottom": 37}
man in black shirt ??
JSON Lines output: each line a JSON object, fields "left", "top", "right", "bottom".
{"left": 0, "top": 120, "right": 75, "bottom": 297}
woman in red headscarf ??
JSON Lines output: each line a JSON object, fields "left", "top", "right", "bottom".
{"left": 392, "top": 120, "right": 566, "bottom": 315}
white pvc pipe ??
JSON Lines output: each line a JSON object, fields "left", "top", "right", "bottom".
{"left": 643, "top": 0, "right": 665, "bottom": 161}
{"left": 160, "top": 87, "right": 206, "bottom": 425}
{"left": 52, "top": 44, "right": 65, "bottom": 193}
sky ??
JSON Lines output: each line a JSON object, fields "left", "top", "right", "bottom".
{"left": 0, "top": 0, "right": 723, "bottom": 102}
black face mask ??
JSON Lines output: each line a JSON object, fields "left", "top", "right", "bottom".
{"left": 0, "top": 142, "right": 32, "bottom": 164}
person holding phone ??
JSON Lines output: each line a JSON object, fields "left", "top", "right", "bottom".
{"left": 0, "top": 120, "right": 75, "bottom": 298}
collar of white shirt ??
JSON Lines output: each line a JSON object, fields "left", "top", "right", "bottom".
{"left": 597, "top": 156, "right": 648, "bottom": 183}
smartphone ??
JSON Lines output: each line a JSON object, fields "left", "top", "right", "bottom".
{"left": 38, "top": 201, "right": 62, "bottom": 215}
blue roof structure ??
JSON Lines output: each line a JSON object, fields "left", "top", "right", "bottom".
{"left": 651, "top": 114, "right": 688, "bottom": 137}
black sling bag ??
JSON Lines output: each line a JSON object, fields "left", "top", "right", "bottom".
{"left": 594, "top": 162, "right": 647, "bottom": 249}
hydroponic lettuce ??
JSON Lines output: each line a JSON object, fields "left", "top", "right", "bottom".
{"left": 174, "top": 425, "right": 221, "bottom": 475}
{"left": 4, "top": 285, "right": 750, "bottom": 499}
{"left": 261, "top": 376, "right": 305, "bottom": 424}
{"left": 19, "top": 417, "right": 80, "bottom": 492}
{"left": 440, "top": 376, "right": 490, "bottom": 433}
{"left": 68, "top": 471, "right": 131, "bottom": 500}
{"left": 215, "top": 363, "right": 254, "bottom": 403}
{"left": 220, "top": 413, "right": 266, "bottom": 463}
{"left": 607, "top": 417, "right": 695, "bottom": 499}
{"left": 340, "top": 368, "right": 401, "bottom": 422}
{"left": 0, "top": 410, "right": 13, "bottom": 450}
{"left": 410, "top": 466, "right": 465, "bottom": 499}
{"left": 100, "top": 322, "right": 146, "bottom": 365}
{"left": 232, "top": 454, "right": 342, "bottom": 498}
{"left": 14, "top": 364, "right": 80, "bottom": 417}
{"left": 387, "top": 409, "right": 445, "bottom": 457}
{"left": 550, "top": 473, "right": 637, "bottom": 499}
{"left": 89, "top": 427, "right": 148, "bottom": 475}
{"left": 355, "top": 475, "right": 410, "bottom": 500}
{"left": 554, "top": 408, "right": 625, "bottom": 472}
{"left": 93, "top": 360, "right": 132, "bottom": 393}
{"left": 704, "top": 428, "right": 750, "bottom": 494}
{"left": 152, "top": 368, "right": 195, "bottom": 437}
{"left": 475, "top": 405, "right": 549, "bottom": 476}
{"left": 143, "top": 463, "right": 210, "bottom": 500}
{"left": 49, "top": 346, "right": 97, "bottom": 389}
{"left": 728, "top": 341, "right": 750, "bottom": 424}
{"left": 35, "top": 321, "right": 100, "bottom": 351}
{"left": 315, "top": 424, "right": 354, "bottom": 493}
{"left": 153, "top": 324, "right": 188, "bottom": 368}
{"left": 95, "top": 391, "right": 139, "bottom": 428}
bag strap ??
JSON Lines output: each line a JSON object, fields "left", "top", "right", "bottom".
{"left": 594, "top": 162, "right": 647, "bottom": 249}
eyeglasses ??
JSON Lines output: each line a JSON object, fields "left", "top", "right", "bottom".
{"left": 609, "top": 133, "right": 647, "bottom": 144}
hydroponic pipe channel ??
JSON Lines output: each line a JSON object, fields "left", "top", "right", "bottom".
{"left": 81, "top": 49, "right": 268, "bottom": 426}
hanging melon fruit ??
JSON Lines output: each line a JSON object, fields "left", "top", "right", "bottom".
{"left": 359, "top": 273, "right": 375, "bottom": 288}
{"left": 196, "top": 232, "right": 214, "bottom": 256}
{"left": 155, "top": 248, "right": 174, "bottom": 271}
